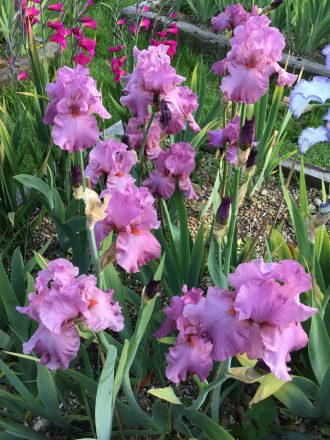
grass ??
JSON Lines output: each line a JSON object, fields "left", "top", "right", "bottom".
{"left": 5, "top": 0, "right": 330, "bottom": 177}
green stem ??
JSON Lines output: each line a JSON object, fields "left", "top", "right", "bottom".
{"left": 87, "top": 228, "right": 101, "bottom": 286}
{"left": 78, "top": 151, "right": 86, "bottom": 189}
{"left": 210, "top": 359, "right": 231, "bottom": 421}
{"left": 137, "top": 114, "right": 157, "bottom": 185}
{"left": 188, "top": 359, "right": 231, "bottom": 412}
{"left": 174, "top": 189, "right": 191, "bottom": 281}
{"left": 122, "top": 297, "right": 158, "bottom": 428}
{"left": 96, "top": 331, "right": 111, "bottom": 353}
{"left": 223, "top": 167, "right": 241, "bottom": 276}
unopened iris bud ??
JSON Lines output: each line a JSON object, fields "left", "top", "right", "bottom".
{"left": 216, "top": 196, "right": 232, "bottom": 225}
{"left": 262, "top": 0, "right": 284, "bottom": 14}
{"left": 271, "top": 0, "right": 284, "bottom": 7}
{"left": 121, "top": 134, "right": 133, "bottom": 150}
{"left": 152, "top": 92, "right": 161, "bottom": 113}
{"left": 159, "top": 100, "right": 172, "bottom": 128}
{"left": 214, "top": 196, "right": 232, "bottom": 242}
{"left": 246, "top": 147, "right": 258, "bottom": 168}
{"left": 71, "top": 165, "right": 82, "bottom": 187}
{"left": 240, "top": 117, "right": 255, "bottom": 150}
{"left": 144, "top": 279, "right": 160, "bottom": 300}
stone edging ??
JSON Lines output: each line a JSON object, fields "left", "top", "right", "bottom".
{"left": 121, "top": 6, "right": 330, "bottom": 78}
{"left": 0, "top": 41, "right": 59, "bottom": 87}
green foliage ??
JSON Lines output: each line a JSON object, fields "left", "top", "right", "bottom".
{"left": 285, "top": 0, "right": 330, "bottom": 54}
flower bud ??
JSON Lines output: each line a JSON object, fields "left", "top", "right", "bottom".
{"left": 121, "top": 134, "right": 130, "bottom": 146}
{"left": 240, "top": 117, "right": 255, "bottom": 150}
{"left": 71, "top": 165, "right": 82, "bottom": 187}
{"left": 262, "top": 0, "right": 283, "bottom": 14}
{"left": 159, "top": 100, "right": 172, "bottom": 128}
{"left": 152, "top": 92, "right": 160, "bottom": 113}
{"left": 144, "top": 280, "right": 160, "bottom": 300}
{"left": 216, "top": 196, "right": 232, "bottom": 225}
{"left": 246, "top": 147, "right": 258, "bottom": 170}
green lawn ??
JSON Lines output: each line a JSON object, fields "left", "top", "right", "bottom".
{"left": 10, "top": 0, "right": 329, "bottom": 173}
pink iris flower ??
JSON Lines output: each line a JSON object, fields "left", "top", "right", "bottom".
{"left": 156, "top": 260, "right": 316, "bottom": 383}
{"left": 44, "top": 65, "right": 110, "bottom": 152}
{"left": 184, "top": 259, "right": 317, "bottom": 382}
{"left": 125, "top": 116, "right": 163, "bottom": 159}
{"left": 144, "top": 142, "right": 197, "bottom": 200}
{"left": 86, "top": 139, "right": 137, "bottom": 187}
{"left": 211, "top": 4, "right": 258, "bottom": 33}
{"left": 94, "top": 183, "right": 161, "bottom": 273}
{"left": 213, "top": 14, "right": 297, "bottom": 103}
{"left": 155, "top": 286, "right": 213, "bottom": 383}
{"left": 17, "top": 259, "right": 124, "bottom": 370}
{"left": 120, "top": 45, "right": 199, "bottom": 133}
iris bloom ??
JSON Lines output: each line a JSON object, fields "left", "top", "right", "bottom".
{"left": 18, "top": 259, "right": 124, "bottom": 370}
{"left": 44, "top": 65, "right": 110, "bottom": 152}
{"left": 94, "top": 183, "right": 161, "bottom": 273}
{"left": 156, "top": 260, "right": 316, "bottom": 383}
{"left": 213, "top": 14, "right": 297, "bottom": 104}
{"left": 144, "top": 142, "right": 197, "bottom": 200}
{"left": 289, "top": 45, "right": 330, "bottom": 154}
{"left": 120, "top": 45, "right": 199, "bottom": 133}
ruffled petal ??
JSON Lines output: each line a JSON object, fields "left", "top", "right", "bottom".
{"left": 52, "top": 111, "right": 99, "bottom": 152}
{"left": 116, "top": 230, "right": 161, "bottom": 273}
{"left": 289, "top": 77, "right": 330, "bottom": 118}
{"left": 261, "top": 323, "right": 308, "bottom": 381}
{"left": 298, "top": 126, "right": 329, "bottom": 154}
{"left": 82, "top": 288, "right": 124, "bottom": 332}
{"left": 184, "top": 287, "right": 249, "bottom": 360}
{"left": 23, "top": 323, "right": 80, "bottom": 370}
{"left": 166, "top": 335, "right": 213, "bottom": 383}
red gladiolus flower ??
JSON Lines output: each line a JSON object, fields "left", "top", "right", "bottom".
{"left": 48, "top": 3, "right": 64, "bottom": 12}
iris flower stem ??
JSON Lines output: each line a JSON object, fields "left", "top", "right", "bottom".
{"left": 78, "top": 150, "right": 86, "bottom": 190}
{"left": 137, "top": 113, "right": 157, "bottom": 186}
{"left": 223, "top": 104, "right": 247, "bottom": 274}
{"left": 87, "top": 227, "right": 101, "bottom": 287}
{"left": 188, "top": 359, "right": 231, "bottom": 412}
{"left": 223, "top": 166, "right": 241, "bottom": 276}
